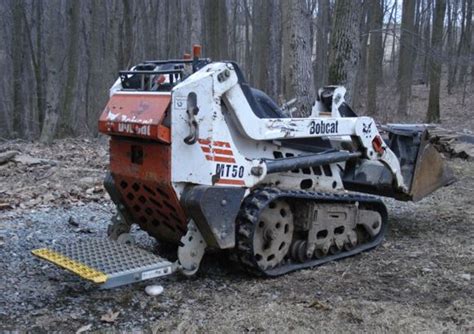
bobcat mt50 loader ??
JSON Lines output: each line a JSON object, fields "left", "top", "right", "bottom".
{"left": 33, "top": 46, "right": 455, "bottom": 288}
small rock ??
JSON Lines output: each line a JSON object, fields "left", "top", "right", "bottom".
{"left": 74, "top": 227, "right": 94, "bottom": 234}
{"left": 68, "top": 216, "right": 79, "bottom": 227}
{"left": 145, "top": 285, "right": 164, "bottom": 296}
{"left": 422, "top": 268, "right": 432, "bottom": 273}
{"left": 13, "top": 154, "right": 50, "bottom": 166}
{"left": 76, "top": 324, "right": 92, "bottom": 333}
{"left": 408, "top": 251, "right": 423, "bottom": 258}
{"left": 460, "top": 273, "right": 471, "bottom": 281}
{"left": 100, "top": 310, "right": 120, "bottom": 323}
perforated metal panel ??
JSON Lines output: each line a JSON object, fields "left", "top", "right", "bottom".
{"left": 33, "top": 239, "right": 176, "bottom": 289}
{"left": 116, "top": 176, "right": 188, "bottom": 242}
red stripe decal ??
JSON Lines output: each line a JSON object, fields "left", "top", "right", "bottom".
{"left": 213, "top": 141, "right": 231, "bottom": 148}
{"left": 216, "top": 179, "right": 245, "bottom": 185}
{"left": 198, "top": 139, "right": 211, "bottom": 145}
{"left": 198, "top": 138, "right": 231, "bottom": 148}
{"left": 201, "top": 146, "right": 233, "bottom": 156}
{"left": 205, "top": 155, "right": 236, "bottom": 163}
{"left": 212, "top": 148, "right": 233, "bottom": 156}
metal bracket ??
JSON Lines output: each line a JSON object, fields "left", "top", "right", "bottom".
{"left": 178, "top": 221, "right": 207, "bottom": 276}
{"left": 107, "top": 212, "right": 132, "bottom": 240}
{"left": 183, "top": 92, "right": 199, "bottom": 144}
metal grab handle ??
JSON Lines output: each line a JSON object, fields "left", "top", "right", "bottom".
{"left": 184, "top": 92, "right": 199, "bottom": 145}
{"left": 183, "top": 107, "right": 199, "bottom": 144}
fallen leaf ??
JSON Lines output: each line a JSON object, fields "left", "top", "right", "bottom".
{"left": 76, "top": 324, "right": 92, "bottom": 333}
{"left": 307, "top": 299, "right": 331, "bottom": 310}
{"left": 0, "top": 203, "right": 12, "bottom": 210}
{"left": 101, "top": 310, "right": 120, "bottom": 323}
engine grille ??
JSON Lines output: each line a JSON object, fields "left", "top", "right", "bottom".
{"left": 109, "top": 138, "right": 188, "bottom": 243}
{"left": 116, "top": 176, "right": 187, "bottom": 242}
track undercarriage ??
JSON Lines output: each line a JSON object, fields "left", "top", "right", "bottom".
{"left": 234, "top": 188, "right": 387, "bottom": 276}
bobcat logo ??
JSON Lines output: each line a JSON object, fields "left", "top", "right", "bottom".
{"left": 363, "top": 121, "right": 373, "bottom": 134}
{"left": 106, "top": 109, "right": 119, "bottom": 121}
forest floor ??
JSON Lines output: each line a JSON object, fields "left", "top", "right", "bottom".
{"left": 0, "top": 84, "right": 473, "bottom": 333}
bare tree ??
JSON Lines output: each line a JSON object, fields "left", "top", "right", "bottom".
{"left": 328, "top": 0, "right": 364, "bottom": 105}
{"left": 59, "top": 0, "right": 80, "bottom": 137}
{"left": 282, "top": 0, "right": 315, "bottom": 116}
{"left": 397, "top": 0, "right": 416, "bottom": 116}
{"left": 267, "top": 0, "right": 283, "bottom": 100}
{"left": 457, "top": 0, "right": 472, "bottom": 86}
{"left": 447, "top": 0, "right": 459, "bottom": 94}
{"left": 2, "top": 0, "right": 469, "bottom": 142}
{"left": 426, "top": 0, "right": 447, "bottom": 123}
{"left": 249, "top": 0, "right": 282, "bottom": 100}
{"left": 421, "top": 0, "right": 432, "bottom": 84}
{"left": 0, "top": 1, "right": 13, "bottom": 137}
{"left": 367, "top": 0, "right": 384, "bottom": 116}
{"left": 11, "top": 1, "right": 25, "bottom": 138}
{"left": 189, "top": 0, "right": 203, "bottom": 46}
{"left": 353, "top": 1, "right": 370, "bottom": 108}
{"left": 251, "top": 0, "right": 270, "bottom": 90}
{"left": 39, "top": 0, "right": 68, "bottom": 144}
{"left": 204, "top": 0, "right": 228, "bottom": 60}
{"left": 314, "top": 0, "right": 330, "bottom": 91}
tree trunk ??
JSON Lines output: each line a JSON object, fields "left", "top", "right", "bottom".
{"left": 421, "top": 0, "right": 432, "bottom": 84}
{"left": 410, "top": 0, "right": 422, "bottom": 91}
{"left": 11, "top": 1, "right": 24, "bottom": 138}
{"left": 426, "top": 0, "right": 447, "bottom": 123}
{"left": 282, "top": 0, "right": 315, "bottom": 116}
{"left": 390, "top": 0, "right": 398, "bottom": 75}
{"left": 367, "top": 0, "right": 384, "bottom": 116}
{"left": 458, "top": 0, "right": 472, "bottom": 86}
{"left": 446, "top": 0, "right": 457, "bottom": 94}
{"left": 59, "top": 0, "right": 81, "bottom": 137}
{"left": 314, "top": 0, "right": 330, "bottom": 90}
{"left": 0, "top": 0, "right": 13, "bottom": 137}
{"left": 251, "top": 0, "right": 270, "bottom": 90}
{"left": 397, "top": 0, "right": 416, "bottom": 116}
{"left": 204, "top": 0, "right": 228, "bottom": 60}
{"left": 39, "top": 0, "right": 67, "bottom": 144}
{"left": 191, "top": 0, "right": 203, "bottom": 46}
{"left": 267, "top": 0, "right": 282, "bottom": 100}
{"left": 243, "top": 0, "right": 252, "bottom": 72}
{"left": 327, "top": 0, "right": 363, "bottom": 105}
{"left": 353, "top": 0, "right": 370, "bottom": 109}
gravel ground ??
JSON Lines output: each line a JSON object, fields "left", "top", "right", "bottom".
{"left": 0, "top": 158, "right": 472, "bottom": 333}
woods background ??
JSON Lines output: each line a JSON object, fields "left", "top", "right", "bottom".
{"left": 0, "top": 0, "right": 472, "bottom": 143}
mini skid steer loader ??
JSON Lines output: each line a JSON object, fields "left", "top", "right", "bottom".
{"left": 33, "top": 46, "right": 455, "bottom": 288}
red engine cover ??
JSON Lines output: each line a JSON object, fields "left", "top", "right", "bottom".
{"left": 98, "top": 93, "right": 171, "bottom": 143}
{"left": 98, "top": 93, "right": 188, "bottom": 243}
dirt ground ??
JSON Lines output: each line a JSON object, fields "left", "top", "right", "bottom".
{"left": 0, "top": 84, "right": 473, "bottom": 332}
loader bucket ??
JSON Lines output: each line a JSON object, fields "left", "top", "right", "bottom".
{"left": 385, "top": 125, "right": 456, "bottom": 201}
{"left": 408, "top": 135, "right": 454, "bottom": 201}
{"left": 343, "top": 125, "right": 455, "bottom": 202}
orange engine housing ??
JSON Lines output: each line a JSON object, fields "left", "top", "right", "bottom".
{"left": 99, "top": 93, "right": 188, "bottom": 243}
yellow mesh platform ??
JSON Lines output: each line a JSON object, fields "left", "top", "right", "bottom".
{"left": 32, "top": 248, "right": 108, "bottom": 283}
{"left": 32, "top": 239, "right": 175, "bottom": 289}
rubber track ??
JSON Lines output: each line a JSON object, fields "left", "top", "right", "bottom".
{"left": 234, "top": 188, "right": 388, "bottom": 276}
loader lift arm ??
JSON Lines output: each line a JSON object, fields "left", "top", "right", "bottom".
{"left": 189, "top": 62, "right": 407, "bottom": 192}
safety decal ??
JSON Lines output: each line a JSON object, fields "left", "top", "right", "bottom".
{"left": 198, "top": 139, "right": 236, "bottom": 163}
{"left": 198, "top": 138, "right": 246, "bottom": 186}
